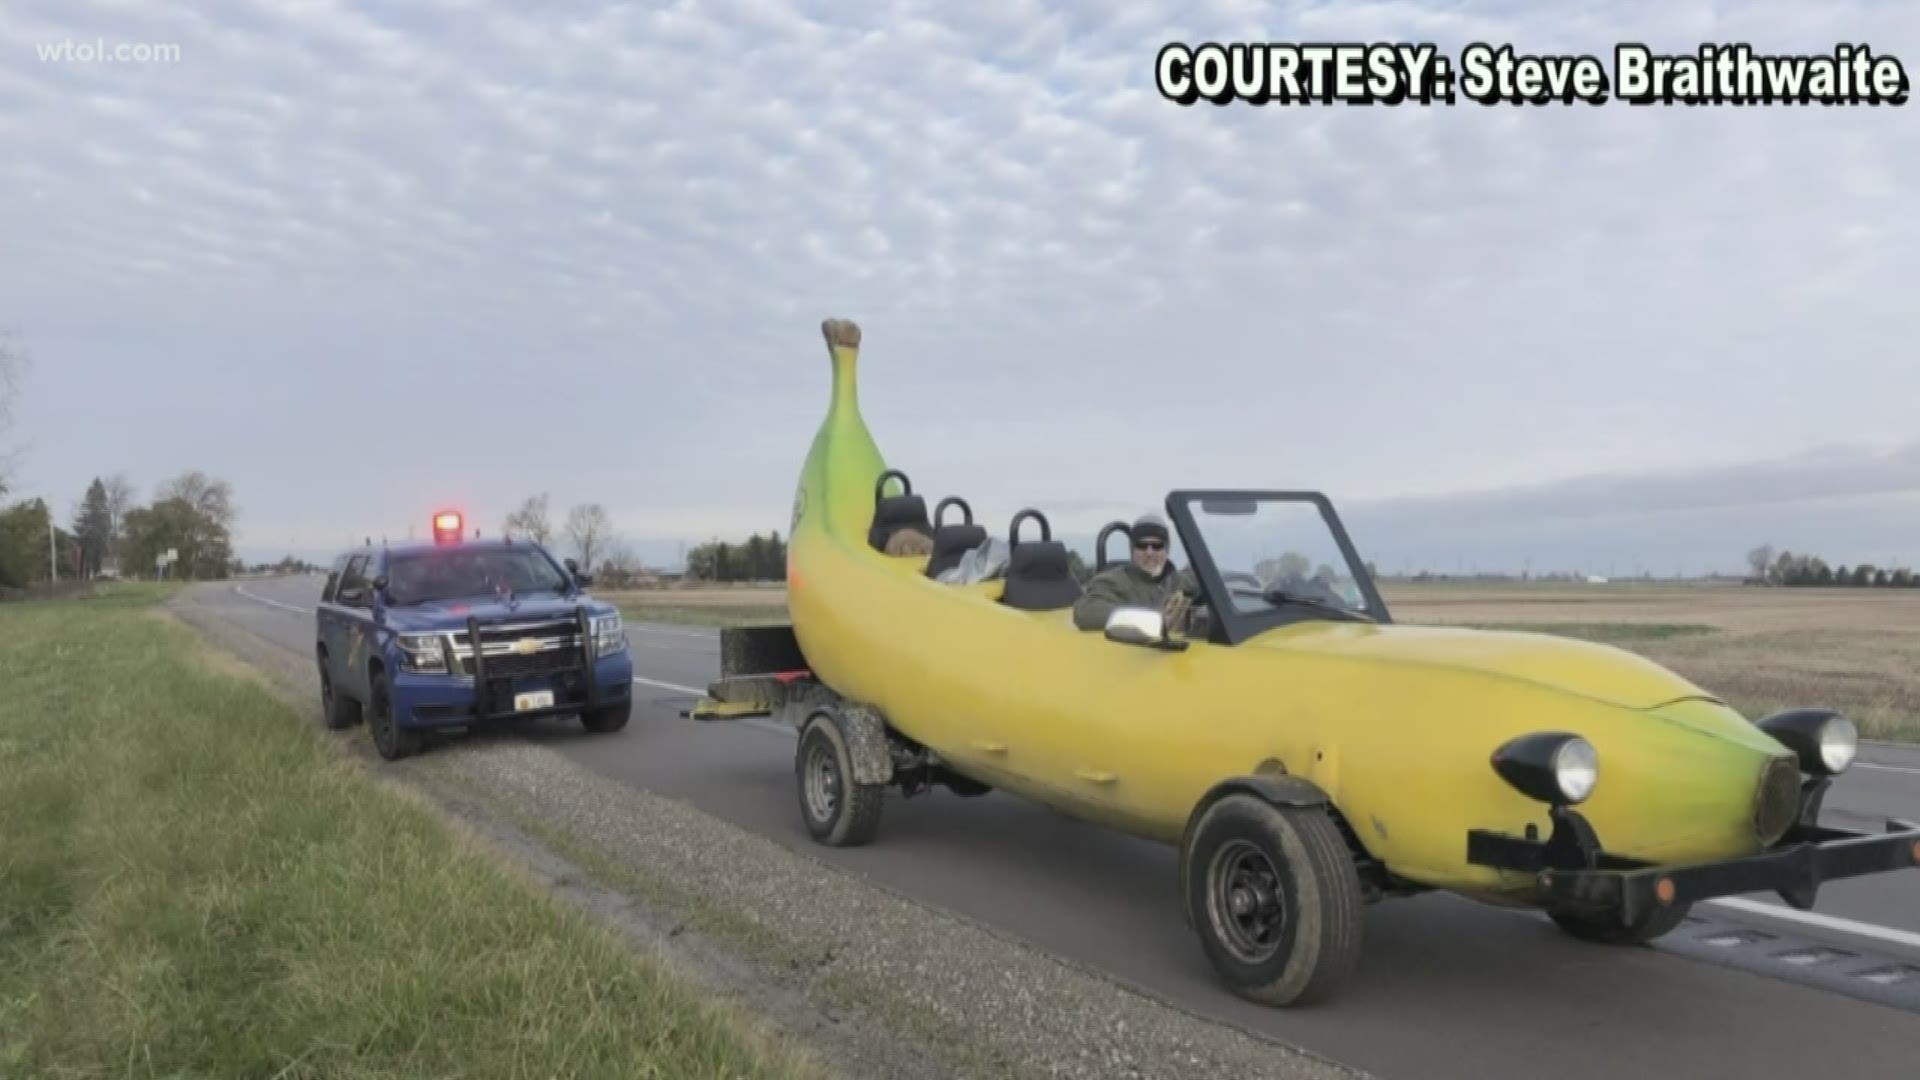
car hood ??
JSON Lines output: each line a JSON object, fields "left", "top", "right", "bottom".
{"left": 1247, "top": 621, "right": 1714, "bottom": 712}
{"left": 386, "top": 594, "right": 602, "bottom": 632}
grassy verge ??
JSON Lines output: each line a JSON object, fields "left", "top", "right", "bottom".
{"left": 0, "top": 584, "right": 818, "bottom": 1080}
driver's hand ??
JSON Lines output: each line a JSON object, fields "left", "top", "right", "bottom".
{"left": 1161, "top": 589, "right": 1191, "bottom": 633}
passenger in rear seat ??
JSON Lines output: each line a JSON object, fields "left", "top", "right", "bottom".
{"left": 883, "top": 526, "right": 934, "bottom": 558}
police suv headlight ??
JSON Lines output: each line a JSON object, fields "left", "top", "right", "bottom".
{"left": 397, "top": 633, "right": 448, "bottom": 674}
{"left": 1757, "top": 709, "right": 1858, "bottom": 776}
{"left": 591, "top": 614, "right": 625, "bottom": 658}
{"left": 1491, "top": 732, "right": 1599, "bottom": 807}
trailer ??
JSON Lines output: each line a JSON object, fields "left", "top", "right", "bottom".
{"left": 681, "top": 624, "right": 991, "bottom": 845}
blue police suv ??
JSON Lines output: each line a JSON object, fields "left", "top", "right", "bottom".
{"left": 315, "top": 511, "right": 634, "bottom": 759}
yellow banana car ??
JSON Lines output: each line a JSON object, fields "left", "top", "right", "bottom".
{"left": 686, "top": 316, "right": 1920, "bottom": 1007}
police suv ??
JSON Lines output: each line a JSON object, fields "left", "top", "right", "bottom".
{"left": 315, "top": 511, "right": 635, "bottom": 759}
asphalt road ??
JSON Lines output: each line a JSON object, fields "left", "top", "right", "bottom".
{"left": 213, "top": 576, "right": 1920, "bottom": 1080}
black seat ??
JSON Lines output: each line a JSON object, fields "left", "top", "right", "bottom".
{"left": 868, "top": 469, "right": 932, "bottom": 552}
{"left": 998, "top": 509, "right": 1081, "bottom": 611}
{"left": 926, "top": 496, "right": 988, "bottom": 578}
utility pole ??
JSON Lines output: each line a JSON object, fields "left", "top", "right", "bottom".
{"left": 49, "top": 514, "right": 57, "bottom": 583}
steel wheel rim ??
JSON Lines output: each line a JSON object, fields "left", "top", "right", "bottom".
{"left": 803, "top": 736, "right": 840, "bottom": 823}
{"left": 1207, "top": 838, "right": 1287, "bottom": 965}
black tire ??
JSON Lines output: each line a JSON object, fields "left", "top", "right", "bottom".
{"left": 1549, "top": 902, "right": 1693, "bottom": 945}
{"left": 795, "top": 712, "right": 884, "bottom": 846}
{"left": 1184, "top": 795, "right": 1366, "bottom": 1007}
{"left": 318, "top": 649, "right": 360, "bottom": 730}
{"left": 581, "top": 700, "right": 630, "bottom": 734}
{"left": 366, "top": 669, "right": 423, "bottom": 761}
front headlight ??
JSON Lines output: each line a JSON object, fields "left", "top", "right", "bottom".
{"left": 1757, "top": 709, "right": 1858, "bottom": 776}
{"left": 397, "top": 632, "right": 448, "bottom": 674}
{"left": 1552, "top": 738, "right": 1600, "bottom": 804}
{"left": 1819, "top": 714, "right": 1858, "bottom": 773}
{"left": 591, "top": 613, "right": 625, "bottom": 658}
{"left": 1492, "top": 731, "right": 1599, "bottom": 807}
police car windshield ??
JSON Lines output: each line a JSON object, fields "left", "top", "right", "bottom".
{"left": 386, "top": 548, "right": 570, "bottom": 605}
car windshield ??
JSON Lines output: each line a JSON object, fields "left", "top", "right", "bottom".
{"left": 1185, "top": 496, "right": 1373, "bottom": 620}
{"left": 385, "top": 548, "right": 570, "bottom": 605}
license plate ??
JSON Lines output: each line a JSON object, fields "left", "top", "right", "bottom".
{"left": 514, "top": 690, "right": 555, "bottom": 712}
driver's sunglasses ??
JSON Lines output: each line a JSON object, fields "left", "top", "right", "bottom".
{"left": 1134, "top": 540, "right": 1165, "bottom": 551}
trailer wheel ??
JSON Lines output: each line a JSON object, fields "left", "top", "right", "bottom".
{"left": 1549, "top": 902, "right": 1692, "bottom": 945}
{"left": 796, "top": 711, "right": 884, "bottom": 846}
{"left": 1184, "top": 794, "right": 1365, "bottom": 1007}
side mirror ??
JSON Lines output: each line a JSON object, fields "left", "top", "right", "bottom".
{"left": 372, "top": 575, "right": 389, "bottom": 593}
{"left": 1104, "top": 606, "right": 1188, "bottom": 651}
{"left": 565, "top": 558, "right": 593, "bottom": 588}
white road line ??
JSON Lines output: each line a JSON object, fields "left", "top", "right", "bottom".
{"left": 1857, "top": 762, "right": 1920, "bottom": 777}
{"left": 234, "top": 584, "right": 310, "bottom": 615}
{"left": 632, "top": 675, "right": 702, "bottom": 694}
{"left": 1704, "top": 897, "right": 1920, "bottom": 952}
{"left": 627, "top": 625, "right": 718, "bottom": 640}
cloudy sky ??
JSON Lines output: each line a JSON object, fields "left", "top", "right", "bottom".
{"left": 3, "top": 0, "right": 1916, "bottom": 574}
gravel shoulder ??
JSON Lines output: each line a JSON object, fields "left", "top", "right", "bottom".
{"left": 168, "top": 585, "right": 1372, "bottom": 1080}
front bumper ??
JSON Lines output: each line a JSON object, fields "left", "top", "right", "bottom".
{"left": 1469, "top": 805, "right": 1920, "bottom": 928}
{"left": 393, "top": 650, "right": 633, "bottom": 729}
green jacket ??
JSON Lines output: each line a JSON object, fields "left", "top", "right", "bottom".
{"left": 1072, "top": 561, "right": 1198, "bottom": 631}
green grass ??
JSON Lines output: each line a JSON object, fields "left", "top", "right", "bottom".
{"left": 616, "top": 603, "right": 791, "bottom": 628}
{"left": 0, "top": 587, "right": 819, "bottom": 1080}
{"left": 1457, "top": 621, "right": 1721, "bottom": 643}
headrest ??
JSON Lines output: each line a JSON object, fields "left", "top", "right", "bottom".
{"left": 1007, "top": 540, "right": 1070, "bottom": 580}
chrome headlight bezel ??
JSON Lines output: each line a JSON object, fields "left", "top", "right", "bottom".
{"left": 590, "top": 613, "right": 625, "bottom": 658}
{"left": 396, "top": 632, "right": 449, "bottom": 674}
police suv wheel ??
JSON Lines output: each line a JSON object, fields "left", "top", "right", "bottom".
{"left": 581, "top": 700, "right": 630, "bottom": 734}
{"left": 318, "top": 650, "right": 359, "bottom": 730}
{"left": 367, "top": 670, "right": 422, "bottom": 761}
{"left": 1183, "top": 795, "right": 1365, "bottom": 1007}
{"left": 796, "top": 712, "right": 883, "bottom": 847}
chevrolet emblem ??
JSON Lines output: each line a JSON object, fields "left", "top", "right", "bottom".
{"left": 513, "top": 637, "right": 540, "bottom": 656}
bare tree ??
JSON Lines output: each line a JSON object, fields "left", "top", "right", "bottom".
{"left": 502, "top": 493, "right": 552, "bottom": 545}
{"left": 564, "top": 502, "right": 613, "bottom": 570}
{"left": 104, "top": 473, "right": 137, "bottom": 560}
{"left": 1746, "top": 544, "right": 1776, "bottom": 583}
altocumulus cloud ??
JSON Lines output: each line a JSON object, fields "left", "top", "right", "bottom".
{"left": 1, "top": 0, "right": 1916, "bottom": 570}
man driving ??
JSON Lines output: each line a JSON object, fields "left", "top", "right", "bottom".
{"left": 1072, "top": 512, "right": 1199, "bottom": 633}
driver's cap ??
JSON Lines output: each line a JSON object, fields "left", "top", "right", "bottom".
{"left": 1132, "top": 513, "right": 1169, "bottom": 545}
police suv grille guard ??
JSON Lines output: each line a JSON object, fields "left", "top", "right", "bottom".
{"left": 1468, "top": 799, "right": 1920, "bottom": 928}
{"left": 464, "top": 606, "right": 600, "bottom": 723}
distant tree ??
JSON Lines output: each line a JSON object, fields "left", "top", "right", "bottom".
{"left": 70, "top": 478, "right": 112, "bottom": 578}
{"left": 1746, "top": 544, "right": 1776, "bottom": 583}
{"left": 1874, "top": 568, "right": 1891, "bottom": 588}
{"left": 564, "top": 502, "right": 613, "bottom": 571}
{"left": 1893, "top": 568, "right": 1914, "bottom": 588}
{"left": 502, "top": 494, "right": 552, "bottom": 546}
{"left": 102, "top": 473, "right": 136, "bottom": 569}
{"left": 1852, "top": 564, "right": 1875, "bottom": 587}
{"left": 0, "top": 499, "right": 39, "bottom": 585}
{"left": 1066, "top": 549, "right": 1091, "bottom": 584}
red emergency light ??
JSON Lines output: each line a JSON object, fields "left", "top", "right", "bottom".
{"left": 432, "top": 510, "right": 464, "bottom": 545}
